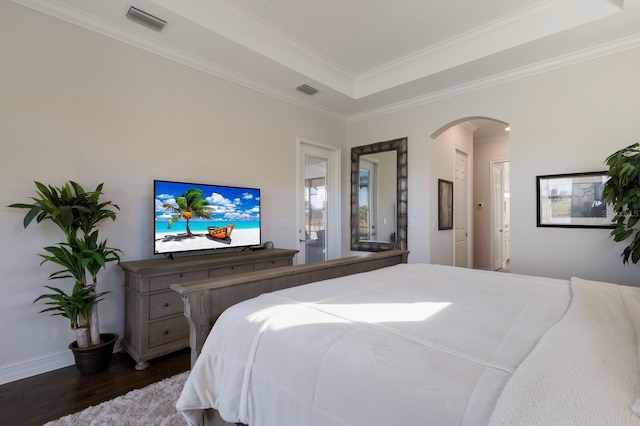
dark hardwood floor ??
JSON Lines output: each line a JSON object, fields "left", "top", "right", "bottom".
{"left": 0, "top": 348, "right": 190, "bottom": 426}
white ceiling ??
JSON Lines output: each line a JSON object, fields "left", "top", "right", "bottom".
{"left": 9, "top": 0, "right": 640, "bottom": 126}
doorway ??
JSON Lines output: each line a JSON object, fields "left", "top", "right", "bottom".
{"left": 492, "top": 161, "right": 511, "bottom": 271}
{"left": 298, "top": 141, "right": 340, "bottom": 264}
{"left": 430, "top": 117, "right": 510, "bottom": 270}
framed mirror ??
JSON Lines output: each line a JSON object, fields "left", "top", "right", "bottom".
{"left": 351, "top": 137, "right": 408, "bottom": 251}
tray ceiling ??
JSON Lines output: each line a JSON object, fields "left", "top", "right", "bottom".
{"left": 9, "top": 0, "right": 640, "bottom": 121}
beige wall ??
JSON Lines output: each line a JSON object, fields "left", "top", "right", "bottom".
{"left": 0, "top": 2, "right": 346, "bottom": 382}
{"left": 3, "top": 0, "right": 640, "bottom": 384}
{"left": 347, "top": 48, "right": 640, "bottom": 287}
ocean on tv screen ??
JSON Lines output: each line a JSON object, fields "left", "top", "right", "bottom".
{"left": 154, "top": 180, "right": 261, "bottom": 253}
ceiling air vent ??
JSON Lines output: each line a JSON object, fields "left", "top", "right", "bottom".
{"left": 296, "top": 84, "right": 319, "bottom": 96}
{"left": 126, "top": 6, "right": 167, "bottom": 32}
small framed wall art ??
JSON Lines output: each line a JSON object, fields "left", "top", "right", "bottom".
{"left": 536, "top": 171, "right": 613, "bottom": 228}
{"left": 438, "top": 179, "right": 453, "bottom": 230}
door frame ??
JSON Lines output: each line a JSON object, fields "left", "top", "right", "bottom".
{"left": 296, "top": 138, "right": 341, "bottom": 263}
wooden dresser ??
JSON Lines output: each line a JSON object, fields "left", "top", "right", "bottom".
{"left": 119, "top": 248, "right": 298, "bottom": 370}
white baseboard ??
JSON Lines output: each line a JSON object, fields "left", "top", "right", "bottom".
{"left": 0, "top": 342, "right": 123, "bottom": 385}
{"left": 0, "top": 350, "right": 74, "bottom": 385}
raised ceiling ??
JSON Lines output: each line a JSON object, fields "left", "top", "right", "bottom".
{"left": 9, "top": 0, "right": 640, "bottom": 122}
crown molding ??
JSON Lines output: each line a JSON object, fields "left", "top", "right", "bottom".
{"left": 9, "top": 0, "right": 349, "bottom": 123}
{"left": 8, "top": 0, "right": 638, "bottom": 125}
{"left": 347, "top": 32, "right": 640, "bottom": 124}
{"left": 17, "top": 0, "right": 621, "bottom": 100}
{"left": 181, "top": 0, "right": 623, "bottom": 99}
{"left": 149, "top": 0, "right": 357, "bottom": 97}
{"left": 354, "top": 0, "right": 623, "bottom": 98}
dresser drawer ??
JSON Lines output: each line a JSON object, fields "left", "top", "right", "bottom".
{"left": 148, "top": 316, "right": 188, "bottom": 348}
{"left": 254, "top": 258, "right": 290, "bottom": 271}
{"left": 149, "top": 291, "right": 183, "bottom": 320}
{"left": 209, "top": 263, "right": 254, "bottom": 278}
{"left": 149, "top": 270, "right": 208, "bottom": 292}
{"left": 119, "top": 249, "right": 298, "bottom": 368}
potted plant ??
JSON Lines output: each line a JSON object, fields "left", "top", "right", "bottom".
{"left": 603, "top": 143, "right": 640, "bottom": 264}
{"left": 9, "top": 181, "right": 122, "bottom": 373}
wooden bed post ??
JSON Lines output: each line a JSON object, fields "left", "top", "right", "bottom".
{"left": 181, "top": 289, "right": 211, "bottom": 367}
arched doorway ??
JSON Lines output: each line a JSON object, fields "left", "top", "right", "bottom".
{"left": 430, "top": 117, "right": 510, "bottom": 270}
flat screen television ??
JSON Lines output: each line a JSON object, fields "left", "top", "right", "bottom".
{"left": 154, "top": 180, "right": 261, "bottom": 255}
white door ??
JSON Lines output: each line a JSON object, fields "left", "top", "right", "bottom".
{"left": 454, "top": 150, "right": 468, "bottom": 268}
{"left": 298, "top": 142, "right": 340, "bottom": 264}
{"left": 492, "top": 163, "right": 504, "bottom": 270}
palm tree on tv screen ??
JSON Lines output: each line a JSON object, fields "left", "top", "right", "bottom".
{"left": 163, "top": 188, "right": 213, "bottom": 236}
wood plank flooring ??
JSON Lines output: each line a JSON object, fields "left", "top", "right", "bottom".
{"left": 0, "top": 348, "right": 190, "bottom": 426}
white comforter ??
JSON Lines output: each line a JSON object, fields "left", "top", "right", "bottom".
{"left": 489, "top": 277, "right": 640, "bottom": 425}
{"left": 176, "top": 264, "right": 639, "bottom": 426}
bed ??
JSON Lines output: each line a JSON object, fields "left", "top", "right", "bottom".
{"left": 172, "top": 251, "right": 640, "bottom": 426}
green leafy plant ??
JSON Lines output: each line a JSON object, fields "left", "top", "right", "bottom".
{"left": 34, "top": 283, "right": 108, "bottom": 348}
{"left": 9, "top": 181, "right": 122, "bottom": 348}
{"left": 602, "top": 143, "right": 640, "bottom": 264}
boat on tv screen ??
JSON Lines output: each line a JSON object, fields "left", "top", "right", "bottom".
{"left": 154, "top": 180, "right": 261, "bottom": 254}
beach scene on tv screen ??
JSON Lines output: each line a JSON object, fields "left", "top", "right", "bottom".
{"left": 155, "top": 181, "right": 260, "bottom": 254}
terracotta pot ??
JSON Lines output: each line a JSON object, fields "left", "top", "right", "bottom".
{"left": 69, "top": 333, "right": 118, "bottom": 374}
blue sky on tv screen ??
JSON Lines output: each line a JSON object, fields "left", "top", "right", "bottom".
{"left": 155, "top": 181, "right": 260, "bottom": 227}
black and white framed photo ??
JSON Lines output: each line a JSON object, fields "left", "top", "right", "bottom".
{"left": 536, "top": 171, "right": 613, "bottom": 228}
{"left": 438, "top": 179, "right": 453, "bottom": 230}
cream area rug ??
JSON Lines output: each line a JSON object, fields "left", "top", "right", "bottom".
{"left": 45, "top": 371, "right": 189, "bottom": 426}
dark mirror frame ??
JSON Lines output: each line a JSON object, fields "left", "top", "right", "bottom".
{"left": 350, "top": 137, "right": 408, "bottom": 252}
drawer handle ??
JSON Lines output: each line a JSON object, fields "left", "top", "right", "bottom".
{"left": 163, "top": 302, "right": 169, "bottom": 308}
{"left": 164, "top": 330, "right": 169, "bottom": 335}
